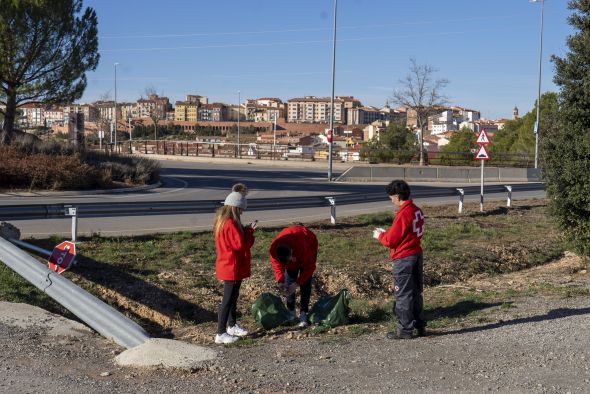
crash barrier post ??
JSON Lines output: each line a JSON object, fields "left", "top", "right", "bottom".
{"left": 0, "top": 236, "right": 150, "bottom": 349}
{"left": 325, "top": 197, "right": 336, "bottom": 225}
{"left": 64, "top": 205, "right": 78, "bottom": 243}
{"left": 457, "top": 188, "right": 465, "bottom": 214}
{"left": 505, "top": 185, "right": 512, "bottom": 208}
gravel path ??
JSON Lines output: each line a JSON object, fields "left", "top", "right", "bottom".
{"left": 1, "top": 294, "right": 590, "bottom": 393}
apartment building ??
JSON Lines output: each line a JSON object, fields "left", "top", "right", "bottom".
{"left": 137, "top": 94, "right": 170, "bottom": 119}
{"left": 198, "top": 103, "right": 225, "bottom": 122}
{"left": 287, "top": 96, "right": 345, "bottom": 123}
{"left": 175, "top": 101, "right": 199, "bottom": 121}
{"left": 44, "top": 107, "right": 64, "bottom": 126}
{"left": 245, "top": 98, "right": 285, "bottom": 122}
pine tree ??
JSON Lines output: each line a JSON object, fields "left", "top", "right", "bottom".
{"left": 542, "top": 0, "right": 590, "bottom": 255}
{"left": 0, "top": 0, "right": 99, "bottom": 144}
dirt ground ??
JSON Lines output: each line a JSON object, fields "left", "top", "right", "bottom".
{"left": 1, "top": 253, "right": 590, "bottom": 393}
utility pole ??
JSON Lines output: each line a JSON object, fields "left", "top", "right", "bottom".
{"left": 328, "top": 0, "right": 337, "bottom": 181}
{"left": 114, "top": 63, "right": 119, "bottom": 153}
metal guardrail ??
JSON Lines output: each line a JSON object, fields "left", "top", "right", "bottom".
{"left": 0, "top": 237, "right": 150, "bottom": 349}
{"left": 0, "top": 183, "right": 545, "bottom": 221}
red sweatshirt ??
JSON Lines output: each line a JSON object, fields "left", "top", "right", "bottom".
{"left": 378, "top": 199, "right": 424, "bottom": 260}
{"left": 215, "top": 218, "right": 255, "bottom": 281}
{"left": 269, "top": 226, "right": 318, "bottom": 285}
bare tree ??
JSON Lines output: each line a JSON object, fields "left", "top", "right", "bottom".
{"left": 392, "top": 58, "right": 449, "bottom": 166}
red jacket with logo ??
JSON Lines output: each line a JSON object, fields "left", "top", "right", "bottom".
{"left": 269, "top": 226, "right": 318, "bottom": 285}
{"left": 378, "top": 199, "right": 424, "bottom": 260}
{"left": 215, "top": 218, "right": 255, "bottom": 281}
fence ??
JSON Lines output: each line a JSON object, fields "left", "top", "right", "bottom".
{"left": 92, "top": 140, "right": 533, "bottom": 167}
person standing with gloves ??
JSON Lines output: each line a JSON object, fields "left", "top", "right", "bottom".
{"left": 269, "top": 225, "right": 318, "bottom": 327}
{"left": 214, "top": 183, "right": 257, "bottom": 344}
{"left": 373, "top": 180, "right": 426, "bottom": 340}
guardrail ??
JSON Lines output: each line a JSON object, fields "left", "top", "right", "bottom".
{"left": 0, "top": 183, "right": 544, "bottom": 222}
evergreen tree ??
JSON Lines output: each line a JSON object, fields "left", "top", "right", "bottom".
{"left": 0, "top": 0, "right": 99, "bottom": 144}
{"left": 542, "top": 0, "right": 590, "bottom": 255}
{"left": 438, "top": 128, "right": 477, "bottom": 165}
{"left": 362, "top": 123, "right": 418, "bottom": 164}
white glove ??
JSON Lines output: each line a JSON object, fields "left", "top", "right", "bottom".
{"left": 373, "top": 227, "right": 385, "bottom": 239}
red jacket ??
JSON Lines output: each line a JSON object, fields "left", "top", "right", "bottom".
{"left": 215, "top": 218, "right": 255, "bottom": 281}
{"left": 378, "top": 199, "right": 424, "bottom": 260}
{"left": 269, "top": 226, "right": 318, "bottom": 285}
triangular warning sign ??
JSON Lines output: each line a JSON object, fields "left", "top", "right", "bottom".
{"left": 476, "top": 129, "right": 491, "bottom": 144}
{"left": 474, "top": 144, "right": 490, "bottom": 160}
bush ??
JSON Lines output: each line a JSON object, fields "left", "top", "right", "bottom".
{"left": 0, "top": 139, "right": 160, "bottom": 190}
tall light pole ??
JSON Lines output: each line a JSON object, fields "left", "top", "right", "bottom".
{"left": 237, "top": 90, "right": 241, "bottom": 158}
{"left": 328, "top": 0, "right": 337, "bottom": 181}
{"left": 531, "top": 0, "right": 544, "bottom": 169}
{"left": 114, "top": 62, "right": 119, "bottom": 152}
{"left": 273, "top": 112, "right": 277, "bottom": 160}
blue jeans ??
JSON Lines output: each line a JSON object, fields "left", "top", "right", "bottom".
{"left": 285, "top": 269, "right": 312, "bottom": 313}
{"left": 393, "top": 254, "right": 425, "bottom": 335}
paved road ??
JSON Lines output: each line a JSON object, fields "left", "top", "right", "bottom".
{"left": 0, "top": 159, "right": 546, "bottom": 238}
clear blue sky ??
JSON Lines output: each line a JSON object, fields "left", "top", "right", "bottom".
{"left": 82, "top": 0, "right": 572, "bottom": 120}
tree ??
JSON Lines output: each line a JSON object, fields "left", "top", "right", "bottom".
{"left": 542, "top": 0, "right": 590, "bottom": 255}
{"left": 0, "top": 0, "right": 99, "bottom": 144}
{"left": 361, "top": 123, "right": 418, "bottom": 164}
{"left": 392, "top": 58, "right": 449, "bottom": 166}
{"left": 438, "top": 128, "right": 477, "bottom": 166}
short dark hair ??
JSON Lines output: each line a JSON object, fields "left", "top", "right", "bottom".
{"left": 385, "top": 180, "right": 411, "bottom": 201}
{"left": 276, "top": 244, "right": 292, "bottom": 264}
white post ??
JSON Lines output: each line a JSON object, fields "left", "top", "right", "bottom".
{"left": 325, "top": 197, "right": 336, "bottom": 225}
{"left": 456, "top": 188, "right": 464, "bottom": 213}
{"left": 480, "top": 159, "right": 484, "bottom": 212}
{"left": 64, "top": 206, "right": 78, "bottom": 243}
{"left": 273, "top": 113, "right": 277, "bottom": 160}
{"left": 505, "top": 185, "right": 513, "bottom": 208}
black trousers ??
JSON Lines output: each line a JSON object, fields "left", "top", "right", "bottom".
{"left": 393, "top": 254, "right": 425, "bottom": 335}
{"left": 217, "top": 280, "right": 242, "bottom": 334}
{"left": 285, "top": 269, "right": 312, "bottom": 313}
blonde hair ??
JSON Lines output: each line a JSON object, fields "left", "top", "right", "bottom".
{"left": 214, "top": 205, "right": 243, "bottom": 236}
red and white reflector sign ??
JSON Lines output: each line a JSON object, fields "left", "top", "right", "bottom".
{"left": 474, "top": 144, "right": 490, "bottom": 160}
{"left": 476, "top": 128, "right": 491, "bottom": 144}
{"left": 48, "top": 241, "right": 76, "bottom": 274}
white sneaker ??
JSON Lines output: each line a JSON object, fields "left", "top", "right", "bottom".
{"left": 226, "top": 324, "right": 248, "bottom": 337}
{"left": 214, "top": 333, "right": 239, "bottom": 344}
{"left": 298, "top": 311, "right": 309, "bottom": 328}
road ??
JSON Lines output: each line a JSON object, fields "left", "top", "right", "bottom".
{"left": 0, "top": 159, "right": 546, "bottom": 238}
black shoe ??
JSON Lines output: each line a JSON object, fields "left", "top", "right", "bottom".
{"left": 416, "top": 327, "right": 428, "bottom": 337}
{"left": 386, "top": 331, "right": 412, "bottom": 340}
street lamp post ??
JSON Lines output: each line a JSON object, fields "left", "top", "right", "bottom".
{"left": 114, "top": 63, "right": 119, "bottom": 153}
{"left": 328, "top": 0, "right": 337, "bottom": 181}
{"left": 273, "top": 112, "right": 277, "bottom": 160}
{"left": 237, "top": 90, "right": 241, "bottom": 158}
{"left": 531, "top": 0, "right": 544, "bottom": 169}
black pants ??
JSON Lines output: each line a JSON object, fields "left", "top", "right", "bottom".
{"left": 393, "top": 254, "right": 425, "bottom": 335}
{"left": 217, "top": 280, "right": 242, "bottom": 334}
{"left": 285, "top": 269, "right": 312, "bottom": 313}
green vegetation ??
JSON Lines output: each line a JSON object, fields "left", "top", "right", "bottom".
{"left": 0, "top": 199, "right": 573, "bottom": 341}
{"left": 0, "top": 136, "right": 160, "bottom": 190}
{"left": 436, "top": 127, "right": 478, "bottom": 166}
{"left": 540, "top": 0, "right": 590, "bottom": 256}
{"left": 0, "top": 0, "right": 99, "bottom": 144}
{"left": 361, "top": 123, "right": 418, "bottom": 164}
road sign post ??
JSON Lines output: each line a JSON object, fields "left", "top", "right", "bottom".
{"left": 475, "top": 129, "right": 491, "bottom": 212}
{"left": 48, "top": 241, "right": 76, "bottom": 274}
{"left": 64, "top": 205, "right": 78, "bottom": 242}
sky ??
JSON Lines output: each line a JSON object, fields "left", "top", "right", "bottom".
{"left": 82, "top": 0, "right": 572, "bottom": 120}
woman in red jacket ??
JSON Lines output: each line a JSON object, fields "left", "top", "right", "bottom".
{"left": 214, "top": 183, "right": 257, "bottom": 344}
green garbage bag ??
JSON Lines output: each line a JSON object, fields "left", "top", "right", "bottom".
{"left": 251, "top": 292, "right": 294, "bottom": 330}
{"left": 308, "top": 289, "right": 350, "bottom": 327}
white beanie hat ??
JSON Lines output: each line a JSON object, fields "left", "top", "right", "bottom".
{"left": 224, "top": 183, "right": 248, "bottom": 209}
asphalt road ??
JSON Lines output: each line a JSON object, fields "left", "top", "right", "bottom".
{"left": 1, "top": 159, "right": 546, "bottom": 238}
